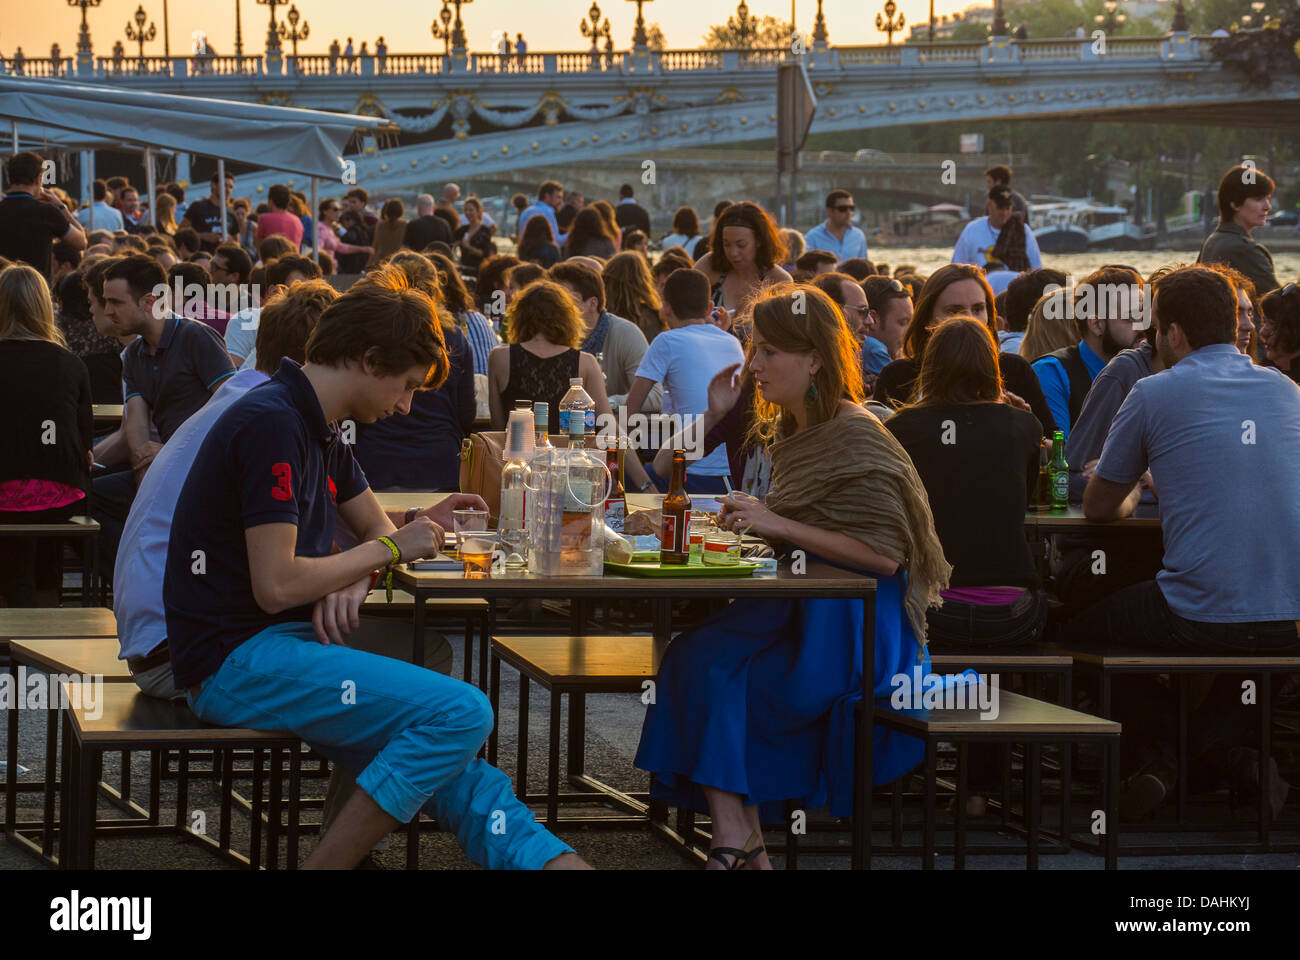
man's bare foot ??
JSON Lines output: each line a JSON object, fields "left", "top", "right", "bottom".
{"left": 543, "top": 851, "right": 594, "bottom": 870}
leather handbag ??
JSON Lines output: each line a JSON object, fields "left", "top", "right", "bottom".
{"left": 459, "top": 431, "right": 506, "bottom": 520}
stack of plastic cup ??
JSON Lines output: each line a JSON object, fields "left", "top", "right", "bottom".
{"left": 505, "top": 407, "right": 535, "bottom": 460}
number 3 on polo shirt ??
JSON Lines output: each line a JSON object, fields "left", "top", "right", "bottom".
{"left": 270, "top": 462, "right": 293, "bottom": 501}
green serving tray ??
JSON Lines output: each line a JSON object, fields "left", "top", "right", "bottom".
{"left": 604, "top": 556, "right": 758, "bottom": 577}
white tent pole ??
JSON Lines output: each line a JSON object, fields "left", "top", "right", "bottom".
{"left": 218, "top": 158, "right": 228, "bottom": 243}
{"left": 10, "top": 120, "right": 17, "bottom": 155}
{"left": 309, "top": 176, "right": 318, "bottom": 256}
{"left": 87, "top": 150, "right": 95, "bottom": 230}
{"left": 144, "top": 146, "right": 156, "bottom": 231}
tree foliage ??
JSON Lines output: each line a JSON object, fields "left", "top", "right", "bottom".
{"left": 702, "top": 14, "right": 806, "bottom": 49}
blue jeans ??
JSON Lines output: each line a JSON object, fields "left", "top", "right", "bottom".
{"left": 187, "top": 622, "right": 572, "bottom": 870}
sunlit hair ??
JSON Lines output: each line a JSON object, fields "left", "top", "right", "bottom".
{"left": 911, "top": 316, "right": 1004, "bottom": 407}
{"left": 0, "top": 265, "right": 64, "bottom": 347}
{"left": 425, "top": 251, "right": 472, "bottom": 316}
{"left": 154, "top": 193, "right": 178, "bottom": 233}
{"left": 305, "top": 262, "right": 448, "bottom": 388}
{"left": 506, "top": 279, "right": 586, "bottom": 349}
{"left": 590, "top": 200, "right": 620, "bottom": 242}
{"left": 745, "top": 282, "right": 863, "bottom": 449}
{"left": 385, "top": 250, "right": 457, "bottom": 332}
{"left": 1019, "top": 288, "right": 1081, "bottom": 360}
{"left": 602, "top": 251, "right": 663, "bottom": 341}
{"left": 708, "top": 201, "right": 786, "bottom": 275}
{"left": 254, "top": 278, "right": 337, "bottom": 373}
{"left": 903, "top": 263, "right": 996, "bottom": 360}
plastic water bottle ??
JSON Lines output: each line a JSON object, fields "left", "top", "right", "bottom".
{"left": 557, "top": 378, "right": 595, "bottom": 443}
{"left": 499, "top": 409, "right": 533, "bottom": 567}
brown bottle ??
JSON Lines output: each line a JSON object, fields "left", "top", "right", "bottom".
{"left": 1034, "top": 439, "right": 1050, "bottom": 512}
{"left": 604, "top": 444, "right": 626, "bottom": 534}
{"left": 659, "top": 450, "right": 692, "bottom": 564}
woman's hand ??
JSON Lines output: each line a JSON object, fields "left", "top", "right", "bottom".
{"left": 717, "top": 492, "right": 785, "bottom": 539}
{"left": 1001, "top": 390, "right": 1031, "bottom": 412}
{"left": 707, "top": 362, "right": 744, "bottom": 421}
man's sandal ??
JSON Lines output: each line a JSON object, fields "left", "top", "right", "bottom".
{"left": 707, "top": 830, "right": 765, "bottom": 870}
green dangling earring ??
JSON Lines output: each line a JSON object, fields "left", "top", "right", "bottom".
{"left": 804, "top": 379, "right": 819, "bottom": 406}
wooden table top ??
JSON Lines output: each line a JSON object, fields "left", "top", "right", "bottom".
{"left": 0, "top": 515, "right": 99, "bottom": 536}
{"left": 9, "top": 636, "right": 132, "bottom": 679}
{"left": 1024, "top": 504, "right": 1161, "bottom": 532}
{"left": 92, "top": 404, "right": 124, "bottom": 423}
{"left": 0, "top": 607, "right": 117, "bottom": 641}
{"left": 61, "top": 682, "right": 298, "bottom": 744}
{"left": 372, "top": 491, "right": 664, "bottom": 514}
{"left": 875, "top": 689, "right": 1121, "bottom": 736}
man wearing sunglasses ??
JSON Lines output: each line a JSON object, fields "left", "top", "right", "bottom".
{"left": 804, "top": 189, "right": 868, "bottom": 263}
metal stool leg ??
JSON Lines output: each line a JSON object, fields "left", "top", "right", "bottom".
{"left": 955, "top": 742, "right": 968, "bottom": 870}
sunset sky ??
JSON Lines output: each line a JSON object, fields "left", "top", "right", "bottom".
{"left": 12, "top": 0, "right": 977, "bottom": 57}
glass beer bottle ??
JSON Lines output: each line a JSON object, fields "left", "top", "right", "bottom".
{"left": 660, "top": 450, "right": 692, "bottom": 565}
{"left": 1049, "top": 429, "right": 1069, "bottom": 510}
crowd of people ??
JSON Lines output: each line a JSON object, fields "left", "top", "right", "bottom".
{"left": 2, "top": 145, "right": 1298, "bottom": 870}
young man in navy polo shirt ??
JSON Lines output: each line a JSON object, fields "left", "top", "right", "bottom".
{"left": 164, "top": 265, "right": 586, "bottom": 870}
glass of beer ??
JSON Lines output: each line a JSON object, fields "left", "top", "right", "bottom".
{"left": 458, "top": 530, "right": 498, "bottom": 579}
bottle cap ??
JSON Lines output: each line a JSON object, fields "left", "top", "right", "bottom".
{"left": 533, "top": 401, "right": 548, "bottom": 428}
{"left": 570, "top": 378, "right": 583, "bottom": 386}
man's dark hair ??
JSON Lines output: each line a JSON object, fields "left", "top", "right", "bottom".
{"left": 167, "top": 261, "right": 211, "bottom": 292}
{"left": 824, "top": 188, "right": 852, "bottom": 209}
{"left": 619, "top": 184, "right": 634, "bottom": 199}
{"left": 268, "top": 184, "right": 291, "bottom": 209}
{"left": 862, "top": 275, "right": 913, "bottom": 314}
{"left": 838, "top": 258, "right": 875, "bottom": 282}
{"left": 6, "top": 151, "right": 44, "bottom": 185}
{"left": 1004, "top": 267, "right": 1067, "bottom": 333}
{"left": 1260, "top": 285, "right": 1300, "bottom": 356}
{"left": 1216, "top": 163, "right": 1276, "bottom": 222}
{"left": 84, "top": 256, "right": 123, "bottom": 300}
{"left": 53, "top": 241, "right": 83, "bottom": 270}
{"left": 174, "top": 227, "right": 200, "bottom": 253}
{"left": 345, "top": 186, "right": 369, "bottom": 204}
{"left": 106, "top": 176, "right": 129, "bottom": 193}
{"left": 1153, "top": 265, "right": 1236, "bottom": 351}
{"left": 985, "top": 165, "right": 1012, "bottom": 185}
{"left": 810, "top": 271, "right": 858, "bottom": 309}
{"left": 256, "top": 279, "right": 337, "bottom": 373}
{"left": 506, "top": 262, "right": 544, "bottom": 288}
{"left": 988, "top": 185, "right": 1014, "bottom": 209}
{"left": 548, "top": 261, "right": 605, "bottom": 313}
{"left": 306, "top": 263, "right": 448, "bottom": 386}
{"left": 537, "top": 179, "right": 562, "bottom": 199}
{"left": 213, "top": 243, "right": 252, "bottom": 283}
{"left": 56, "top": 271, "right": 93, "bottom": 320}
{"left": 510, "top": 192, "right": 529, "bottom": 212}
{"left": 795, "top": 249, "right": 838, "bottom": 273}
{"left": 165, "top": 183, "right": 186, "bottom": 202}
{"left": 662, "top": 269, "right": 710, "bottom": 321}
{"left": 92, "top": 179, "right": 109, "bottom": 202}
{"left": 104, "top": 253, "right": 167, "bottom": 301}
{"left": 652, "top": 247, "right": 693, "bottom": 279}
{"left": 424, "top": 240, "right": 454, "bottom": 259}
{"left": 266, "top": 254, "right": 322, "bottom": 287}
{"left": 258, "top": 235, "right": 296, "bottom": 264}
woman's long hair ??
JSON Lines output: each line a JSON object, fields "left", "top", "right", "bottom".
{"left": 707, "top": 201, "right": 786, "bottom": 275}
{"left": 386, "top": 250, "right": 456, "bottom": 333}
{"left": 425, "top": 251, "right": 472, "bottom": 316}
{"left": 903, "top": 263, "right": 996, "bottom": 360}
{"left": 564, "top": 207, "right": 617, "bottom": 257}
{"left": 745, "top": 282, "right": 863, "bottom": 449}
{"left": 911, "top": 316, "right": 1004, "bottom": 407}
{"left": 155, "top": 193, "right": 178, "bottom": 234}
{"left": 602, "top": 251, "right": 664, "bottom": 342}
{"left": 591, "top": 200, "right": 621, "bottom": 246}
{"left": 0, "top": 264, "right": 65, "bottom": 346}
{"left": 518, "top": 215, "right": 556, "bottom": 261}
{"left": 1019, "top": 288, "right": 1080, "bottom": 361}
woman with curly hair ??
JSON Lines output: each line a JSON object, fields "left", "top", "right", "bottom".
{"left": 694, "top": 201, "right": 791, "bottom": 320}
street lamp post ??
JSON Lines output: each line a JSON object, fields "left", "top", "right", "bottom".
{"left": 124, "top": 4, "right": 157, "bottom": 64}
{"left": 257, "top": 0, "right": 284, "bottom": 53}
{"left": 431, "top": 2, "right": 453, "bottom": 55}
{"left": 1095, "top": 0, "right": 1127, "bottom": 34}
{"left": 626, "top": 0, "right": 654, "bottom": 49}
{"left": 1171, "top": 0, "right": 1188, "bottom": 33}
{"left": 991, "top": 0, "right": 1008, "bottom": 37}
{"left": 234, "top": 0, "right": 243, "bottom": 57}
{"left": 449, "top": 0, "right": 474, "bottom": 53}
{"left": 735, "top": 0, "right": 754, "bottom": 46}
{"left": 581, "top": 2, "right": 612, "bottom": 53}
{"left": 278, "top": 4, "right": 309, "bottom": 59}
{"left": 68, "top": 0, "right": 102, "bottom": 55}
{"left": 813, "top": 0, "right": 829, "bottom": 49}
{"left": 875, "top": 0, "right": 905, "bottom": 45}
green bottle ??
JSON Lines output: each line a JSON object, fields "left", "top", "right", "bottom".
{"left": 1049, "top": 429, "right": 1069, "bottom": 509}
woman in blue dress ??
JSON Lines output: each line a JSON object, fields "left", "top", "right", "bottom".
{"left": 635, "top": 283, "right": 952, "bottom": 869}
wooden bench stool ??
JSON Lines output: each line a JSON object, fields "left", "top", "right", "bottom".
{"left": 0, "top": 606, "right": 117, "bottom": 666}
{"left": 362, "top": 589, "right": 491, "bottom": 687}
{"left": 58, "top": 681, "right": 301, "bottom": 869}
{"left": 869, "top": 690, "right": 1121, "bottom": 869}
{"left": 5, "top": 637, "right": 134, "bottom": 865}
{"left": 0, "top": 516, "right": 101, "bottom": 608}
{"left": 1060, "top": 645, "right": 1300, "bottom": 855}
{"left": 488, "top": 634, "right": 660, "bottom": 827}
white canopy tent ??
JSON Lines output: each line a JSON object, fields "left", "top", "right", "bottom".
{"left": 0, "top": 77, "right": 397, "bottom": 244}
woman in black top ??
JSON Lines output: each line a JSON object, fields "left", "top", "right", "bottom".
{"left": 517, "top": 216, "right": 560, "bottom": 269}
{"left": 561, "top": 207, "right": 617, "bottom": 261}
{"left": 56, "top": 270, "right": 122, "bottom": 404}
{"left": 0, "top": 264, "right": 93, "bottom": 605}
{"left": 875, "top": 264, "right": 1057, "bottom": 436}
{"left": 886, "top": 316, "right": 1048, "bottom": 806}
{"left": 454, "top": 196, "right": 496, "bottom": 272}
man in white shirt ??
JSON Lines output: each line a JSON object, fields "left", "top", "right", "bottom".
{"left": 952, "top": 186, "right": 1042, "bottom": 272}
{"left": 76, "top": 179, "right": 125, "bottom": 232}
{"left": 622, "top": 269, "right": 745, "bottom": 494}
{"left": 803, "top": 188, "right": 869, "bottom": 263}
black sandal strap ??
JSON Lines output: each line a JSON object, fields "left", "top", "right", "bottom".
{"left": 707, "top": 846, "right": 749, "bottom": 868}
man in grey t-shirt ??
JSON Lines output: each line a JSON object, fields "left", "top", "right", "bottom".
{"left": 1075, "top": 264, "right": 1300, "bottom": 821}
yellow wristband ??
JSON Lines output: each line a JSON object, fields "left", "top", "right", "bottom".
{"left": 377, "top": 535, "right": 402, "bottom": 565}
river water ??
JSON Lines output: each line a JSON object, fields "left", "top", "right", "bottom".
{"left": 867, "top": 246, "right": 1300, "bottom": 282}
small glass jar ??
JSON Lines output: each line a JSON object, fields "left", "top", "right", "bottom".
{"left": 701, "top": 529, "right": 741, "bottom": 566}
{"left": 688, "top": 515, "right": 712, "bottom": 562}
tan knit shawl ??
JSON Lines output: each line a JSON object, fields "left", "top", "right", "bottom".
{"left": 765, "top": 409, "right": 952, "bottom": 648}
